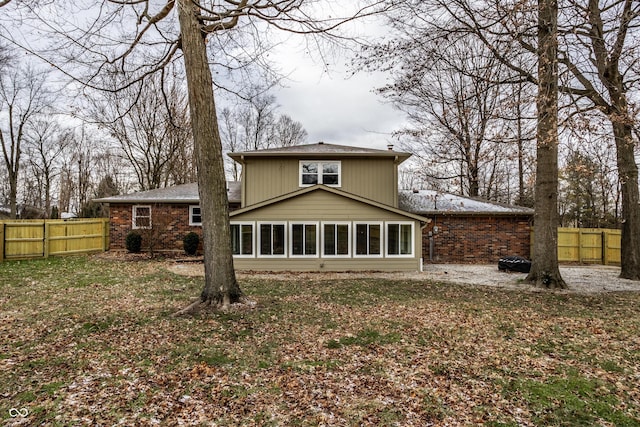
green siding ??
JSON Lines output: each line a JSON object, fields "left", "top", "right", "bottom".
{"left": 243, "top": 157, "right": 398, "bottom": 207}
{"left": 231, "top": 190, "right": 424, "bottom": 272}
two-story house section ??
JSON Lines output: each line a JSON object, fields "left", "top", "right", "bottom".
{"left": 226, "top": 142, "right": 430, "bottom": 271}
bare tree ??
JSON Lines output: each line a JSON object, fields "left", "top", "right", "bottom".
{"left": 557, "top": 0, "right": 640, "bottom": 279}
{"left": 0, "top": 64, "right": 50, "bottom": 218}
{"left": 273, "top": 114, "right": 308, "bottom": 147}
{"left": 24, "top": 120, "right": 71, "bottom": 217}
{"left": 91, "top": 74, "right": 194, "bottom": 191}
{"left": 369, "top": 38, "right": 519, "bottom": 199}
{"left": 220, "top": 96, "right": 308, "bottom": 181}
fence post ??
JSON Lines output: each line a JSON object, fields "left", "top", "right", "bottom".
{"left": 0, "top": 222, "right": 4, "bottom": 263}
{"left": 43, "top": 220, "right": 50, "bottom": 259}
{"left": 102, "top": 218, "right": 109, "bottom": 251}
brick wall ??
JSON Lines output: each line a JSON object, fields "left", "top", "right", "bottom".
{"left": 423, "top": 215, "right": 532, "bottom": 263}
{"left": 109, "top": 204, "right": 203, "bottom": 252}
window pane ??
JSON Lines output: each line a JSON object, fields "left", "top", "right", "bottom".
{"left": 323, "top": 163, "right": 339, "bottom": 174}
{"left": 401, "top": 224, "right": 412, "bottom": 255}
{"left": 292, "top": 224, "right": 303, "bottom": 255}
{"left": 136, "top": 207, "right": 150, "bottom": 216}
{"left": 322, "top": 163, "right": 339, "bottom": 185}
{"left": 305, "top": 224, "right": 316, "bottom": 255}
{"left": 302, "top": 174, "right": 318, "bottom": 185}
{"left": 388, "top": 224, "right": 399, "bottom": 255}
{"left": 241, "top": 225, "right": 253, "bottom": 255}
{"left": 356, "top": 224, "right": 368, "bottom": 255}
{"left": 322, "top": 174, "right": 339, "bottom": 185}
{"left": 302, "top": 163, "right": 318, "bottom": 185}
{"left": 231, "top": 224, "right": 241, "bottom": 255}
{"left": 337, "top": 224, "right": 349, "bottom": 255}
{"left": 273, "top": 224, "right": 285, "bottom": 255}
{"left": 260, "top": 224, "right": 272, "bottom": 255}
{"left": 369, "top": 225, "right": 380, "bottom": 255}
{"left": 191, "top": 207, "right": 202, "bottom": 224}
{"left": 302, "top": 163, "right": 318, "bottom": 173}
{"left": 324, "top": 224, "right": 336, "bottom": 255}
{"left": 136, "top": 217, "right": 150, "bottom": 228}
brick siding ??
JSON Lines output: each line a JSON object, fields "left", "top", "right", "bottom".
{"left": 109, "top": 204, "right": 204, "bottom": 252}
{"left": 423, "top": 215, "right": 532, "bottom": 263}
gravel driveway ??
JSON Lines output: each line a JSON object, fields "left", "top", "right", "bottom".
{"left": 421, "top": 264, "right": 640, "bottom": 293}
{"left": 168, "top": 262, "right": 640, "bottom": 294}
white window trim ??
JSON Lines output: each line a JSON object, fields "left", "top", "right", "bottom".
{"left": 189, "top": 205, "right": 202, "bottom": 226}
{"left": 353, "top": 221, "right": 384, "bottom": 258}
{"left": 385, "top": 221, "right": 415, "bottom": 258}
{"left": 257, "top": 221, "right": 288, "bottom": 258}
{"left": 230, "top": 221, "right": 255, "bottom": 258}
{"left": 132, "top": 205, "right": 152, "bottom": 229}
{"left": 321, "top": 221, "right": 351, "bottom": 258}
{"left": 299, "top": 160, "right": 342, "bottom": 187}
{"left": 289, "top": 221, "right": 320, "bottom": 258}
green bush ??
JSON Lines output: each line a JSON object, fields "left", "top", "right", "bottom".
{"left": 183, "top": 232, "right": 200, "bottom": 255}
{"left": 125, "top": 231, "right": 142, "bottom": 253}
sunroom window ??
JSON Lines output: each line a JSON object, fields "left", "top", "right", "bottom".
{"left": 386, "top": 222, "right": 414, "bottom": 256}
{"left": 258, "top": 223, "right": 286, "bottom": 257}
{"left": 322, "top": 222, "right": 350, "bottom": 257}
{"left": 290, "top": 222, "right": 318, "bottom": 256}
{"left": 354, "top": 222, "right": 382, "bottom": 256}
{"left": 300, "top": 161, "right": 341, "bottom": 187}
{"left": 231, "top": 222, "right": 254, "bottom": 256}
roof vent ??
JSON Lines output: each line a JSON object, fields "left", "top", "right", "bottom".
{"left": 318, "top": 141, "right": 324, "bottom": 145}
{"left": 413, "top": 189, "right": 419, "bottom": 193}
{"left": 387, "top": 143, "right": 394, "bottom": 151}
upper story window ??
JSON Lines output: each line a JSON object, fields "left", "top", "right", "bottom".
{"left": 132, "top": 205, "right": 151, "bottom": 229}
{"left": 300, "top": 161, "right": 341, "bottom": 187}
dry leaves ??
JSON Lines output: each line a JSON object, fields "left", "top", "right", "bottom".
{"left": 1, "top": 256, "right": 639, "bottom": 425}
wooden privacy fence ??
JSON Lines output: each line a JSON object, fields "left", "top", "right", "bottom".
{"left": 531, "top": 227, "right": 621, "bottom": 265}
{"left": 0, "top": 218, "right": 109, "bottom": 262}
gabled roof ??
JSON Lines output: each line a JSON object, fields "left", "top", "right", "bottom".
{"left": 94, "top": 182, "right": 241, "bottom": 204}
{"left": 398, "top": 189, "right": 534, "bottom": 216}
{"left": 230, "top": 184, "right": 430, "bottom": 224}
{"left": 228, "top": 142, "right": 412, "bottom": 164}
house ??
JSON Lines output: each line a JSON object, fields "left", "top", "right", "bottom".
{"left": 97, "top": 142, "right": 430, "bottom": 271}
{"left": 96, "top": 142, "right": 533, "bottom": 268}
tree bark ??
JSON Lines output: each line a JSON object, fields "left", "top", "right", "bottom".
{"left": 526, "top": 0, "right": 566, "bottom": 288}
{"left": 613, "top": 120, "right": 640, "bottom": 280}
{"left": 176, "top": 0, "right": 242, "bottom": 307}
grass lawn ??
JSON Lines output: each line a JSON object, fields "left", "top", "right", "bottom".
{"left": 1, "top": 255, "right": 639, "bottom": 426}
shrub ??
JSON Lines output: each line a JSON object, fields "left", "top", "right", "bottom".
{"left": 183, "top": 232, "right": 200, "bottom": 255}
{"left": 125, "top": 231, "right": 143, "bottom": 253}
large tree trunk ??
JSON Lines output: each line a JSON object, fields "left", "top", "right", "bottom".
{"left": 177, "top": 0, "right": 242, "bottom": 308}
{"left": 526, "top": 0, "right": 566, "bottom": 289}
{"left": 613, "top": 121, "right": 640, "bottom": 280}
{"left": 584, "top": 0, "right": 640, "bottom": 280}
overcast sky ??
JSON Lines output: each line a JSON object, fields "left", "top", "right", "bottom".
{"left": 267, "top": 17, "right": 408, "bottom": 151}
{"left": 272, "top": 55, "right": 407, "bottom": 151}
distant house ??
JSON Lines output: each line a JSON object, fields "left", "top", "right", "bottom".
{"left": 96, "top": 142, "right": 533, "bottom": 268}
